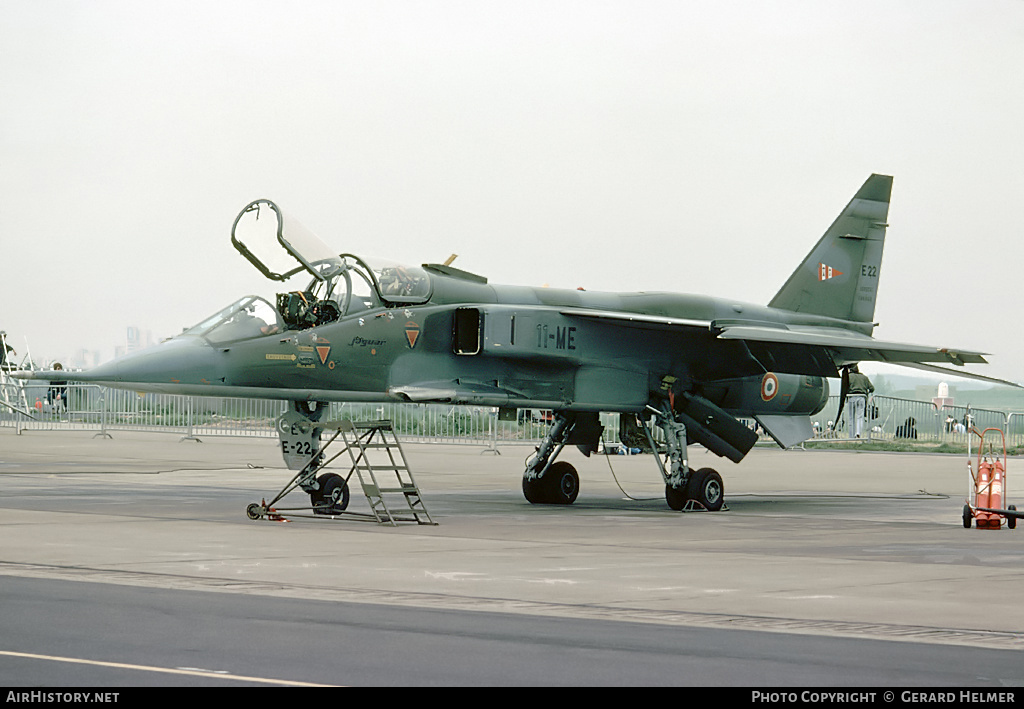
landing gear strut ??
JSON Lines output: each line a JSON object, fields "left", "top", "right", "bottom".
{"left": 643, "top": 404, "right": 725, "bottom": 512}
{"left": 251, "top": 423, "right": 354, "bottom": 519}
{"left": 522, "top": 411, "right": 598, "bottom": 505}
{"left": 521, "top": 405, "right": 726, "bottom": 512}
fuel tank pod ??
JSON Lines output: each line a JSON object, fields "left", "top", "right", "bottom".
{"left": 702, "top": 373, "right": 829, "bottom": 417}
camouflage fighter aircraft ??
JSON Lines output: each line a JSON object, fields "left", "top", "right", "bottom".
{"left": 17, "top": 174, "right": 1011, "bottom": 513}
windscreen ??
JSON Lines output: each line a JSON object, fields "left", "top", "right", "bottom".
{"left": 370, "top": 258, "right": 432, "bottom": 303}
{"left": 181, "top": 296, "right": 283, "bottom": 343}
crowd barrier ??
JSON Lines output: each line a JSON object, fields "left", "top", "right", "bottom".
{"left": 1, "top": 382, "right": 555, "bottom": 447}
{"left": 2, "top": 381, "right": 1023, "bottom": 451}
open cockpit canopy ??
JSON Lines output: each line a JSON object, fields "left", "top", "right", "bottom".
{"left": 231, "top": 199, "right": 342, "bottom": 285}
{"left": 230, "top": 199, "right": 432, "bottom": 323}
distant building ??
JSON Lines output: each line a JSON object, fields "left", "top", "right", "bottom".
{"left": 932, "top": 381, "right": 955, "bottom": 409}
{"left": 69, "top": 349, "right": 102, "bottom": 370}
{"left": 114, "top": 326, "right": 155, "bottom": 360}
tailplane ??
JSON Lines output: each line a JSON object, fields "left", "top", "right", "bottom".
{"left": 769, "top": 174, "right": 892, "bottom": 323}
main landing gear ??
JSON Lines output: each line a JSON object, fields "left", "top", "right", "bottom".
{"left": 522, "top": 405, "right": 725, "bottom": 512}
{"left": 522, "top": 412, "right": 583, "bottom": 505}
{"left": 645, "top": 403, "right": 725, "bottom": 512}
{"left": 664, "top": 467, "right": 724, "bottom": 512}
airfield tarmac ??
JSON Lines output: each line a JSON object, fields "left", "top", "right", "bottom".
{"left": 1, "top": 427, "right": 1023, "bottom": 686}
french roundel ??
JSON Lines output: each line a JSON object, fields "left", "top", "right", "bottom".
{"left": 761, "top": 372, "right": 779, "bottom": 402}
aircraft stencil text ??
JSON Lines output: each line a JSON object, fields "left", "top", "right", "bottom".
{"left": 536, "top": 325, "right": 576, "bottom": 351}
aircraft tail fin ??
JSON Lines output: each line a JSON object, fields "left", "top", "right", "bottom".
{"left": 768, "top": 174, "right": 892, "bottom": 324}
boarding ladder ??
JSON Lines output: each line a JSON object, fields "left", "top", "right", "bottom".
{"left": 327, "top": 419, "right": 436, "bottom": 526}
{"left": 0, "top": 354, "right": 32, "bottom": 423}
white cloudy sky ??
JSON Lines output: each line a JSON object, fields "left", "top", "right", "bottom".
{"left": 2, "top": 0, "right": 1023, "bottom": 384}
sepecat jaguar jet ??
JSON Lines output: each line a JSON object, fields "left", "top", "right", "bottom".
{"left": 17, "top": 174, "right": 1013, "bottom": 513}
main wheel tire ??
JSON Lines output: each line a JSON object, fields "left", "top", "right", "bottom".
{"left": 523, "top": 462, "right": 579, "bottom": 504}
{"left": 686, "top": 468, "right": 724, "bottom": 511}
{"left": 543, "top": 461, "right": 579, "bottom": 505}
{"left": 666, "top": 484, "right": 689, "bottom": 511}
{"left": 312, "top": 472, "right": 350, "bottom": 515}
{"left": 522, "top": 476, "right": 546, "bottom": 504}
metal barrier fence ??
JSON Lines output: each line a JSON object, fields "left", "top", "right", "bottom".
{"left": 0, "top": 382, "right": 560, "bottom": 446}
{"left": 3, "top": 382, "right": 1023, "bottom": 451}
{"left": 811, "top": 395, "right": 1011, "bottom": 446}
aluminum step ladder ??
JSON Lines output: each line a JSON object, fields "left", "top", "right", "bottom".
{"left": 331, "top": 419, "right": 436, "bottom": 526}
{"left": 0, "top": 358, "right": 33, "bottom": 425}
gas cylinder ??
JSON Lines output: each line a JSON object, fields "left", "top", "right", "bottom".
{"left": 977, "top": 462, "right": 992, "bottom": 510}
{"left": 976, "top": 463, "right": 995, "bottom": 529}
{"left": 977, "top": 461, "right": 1002, "bottom": 529}
{"left": 987, "top": 461, "right": 1006, "bottom": 529}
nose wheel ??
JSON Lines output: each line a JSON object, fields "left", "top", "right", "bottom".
{"left": 311, "top": 472, "right": 351, "bottom": 515}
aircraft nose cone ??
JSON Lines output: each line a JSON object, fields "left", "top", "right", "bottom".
{"left": 77, "top": 336, "right": 223, "bottom": 390}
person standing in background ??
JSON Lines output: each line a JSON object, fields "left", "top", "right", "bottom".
{"left": 847, "top": 365, "right": 874, "bottom": 438}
